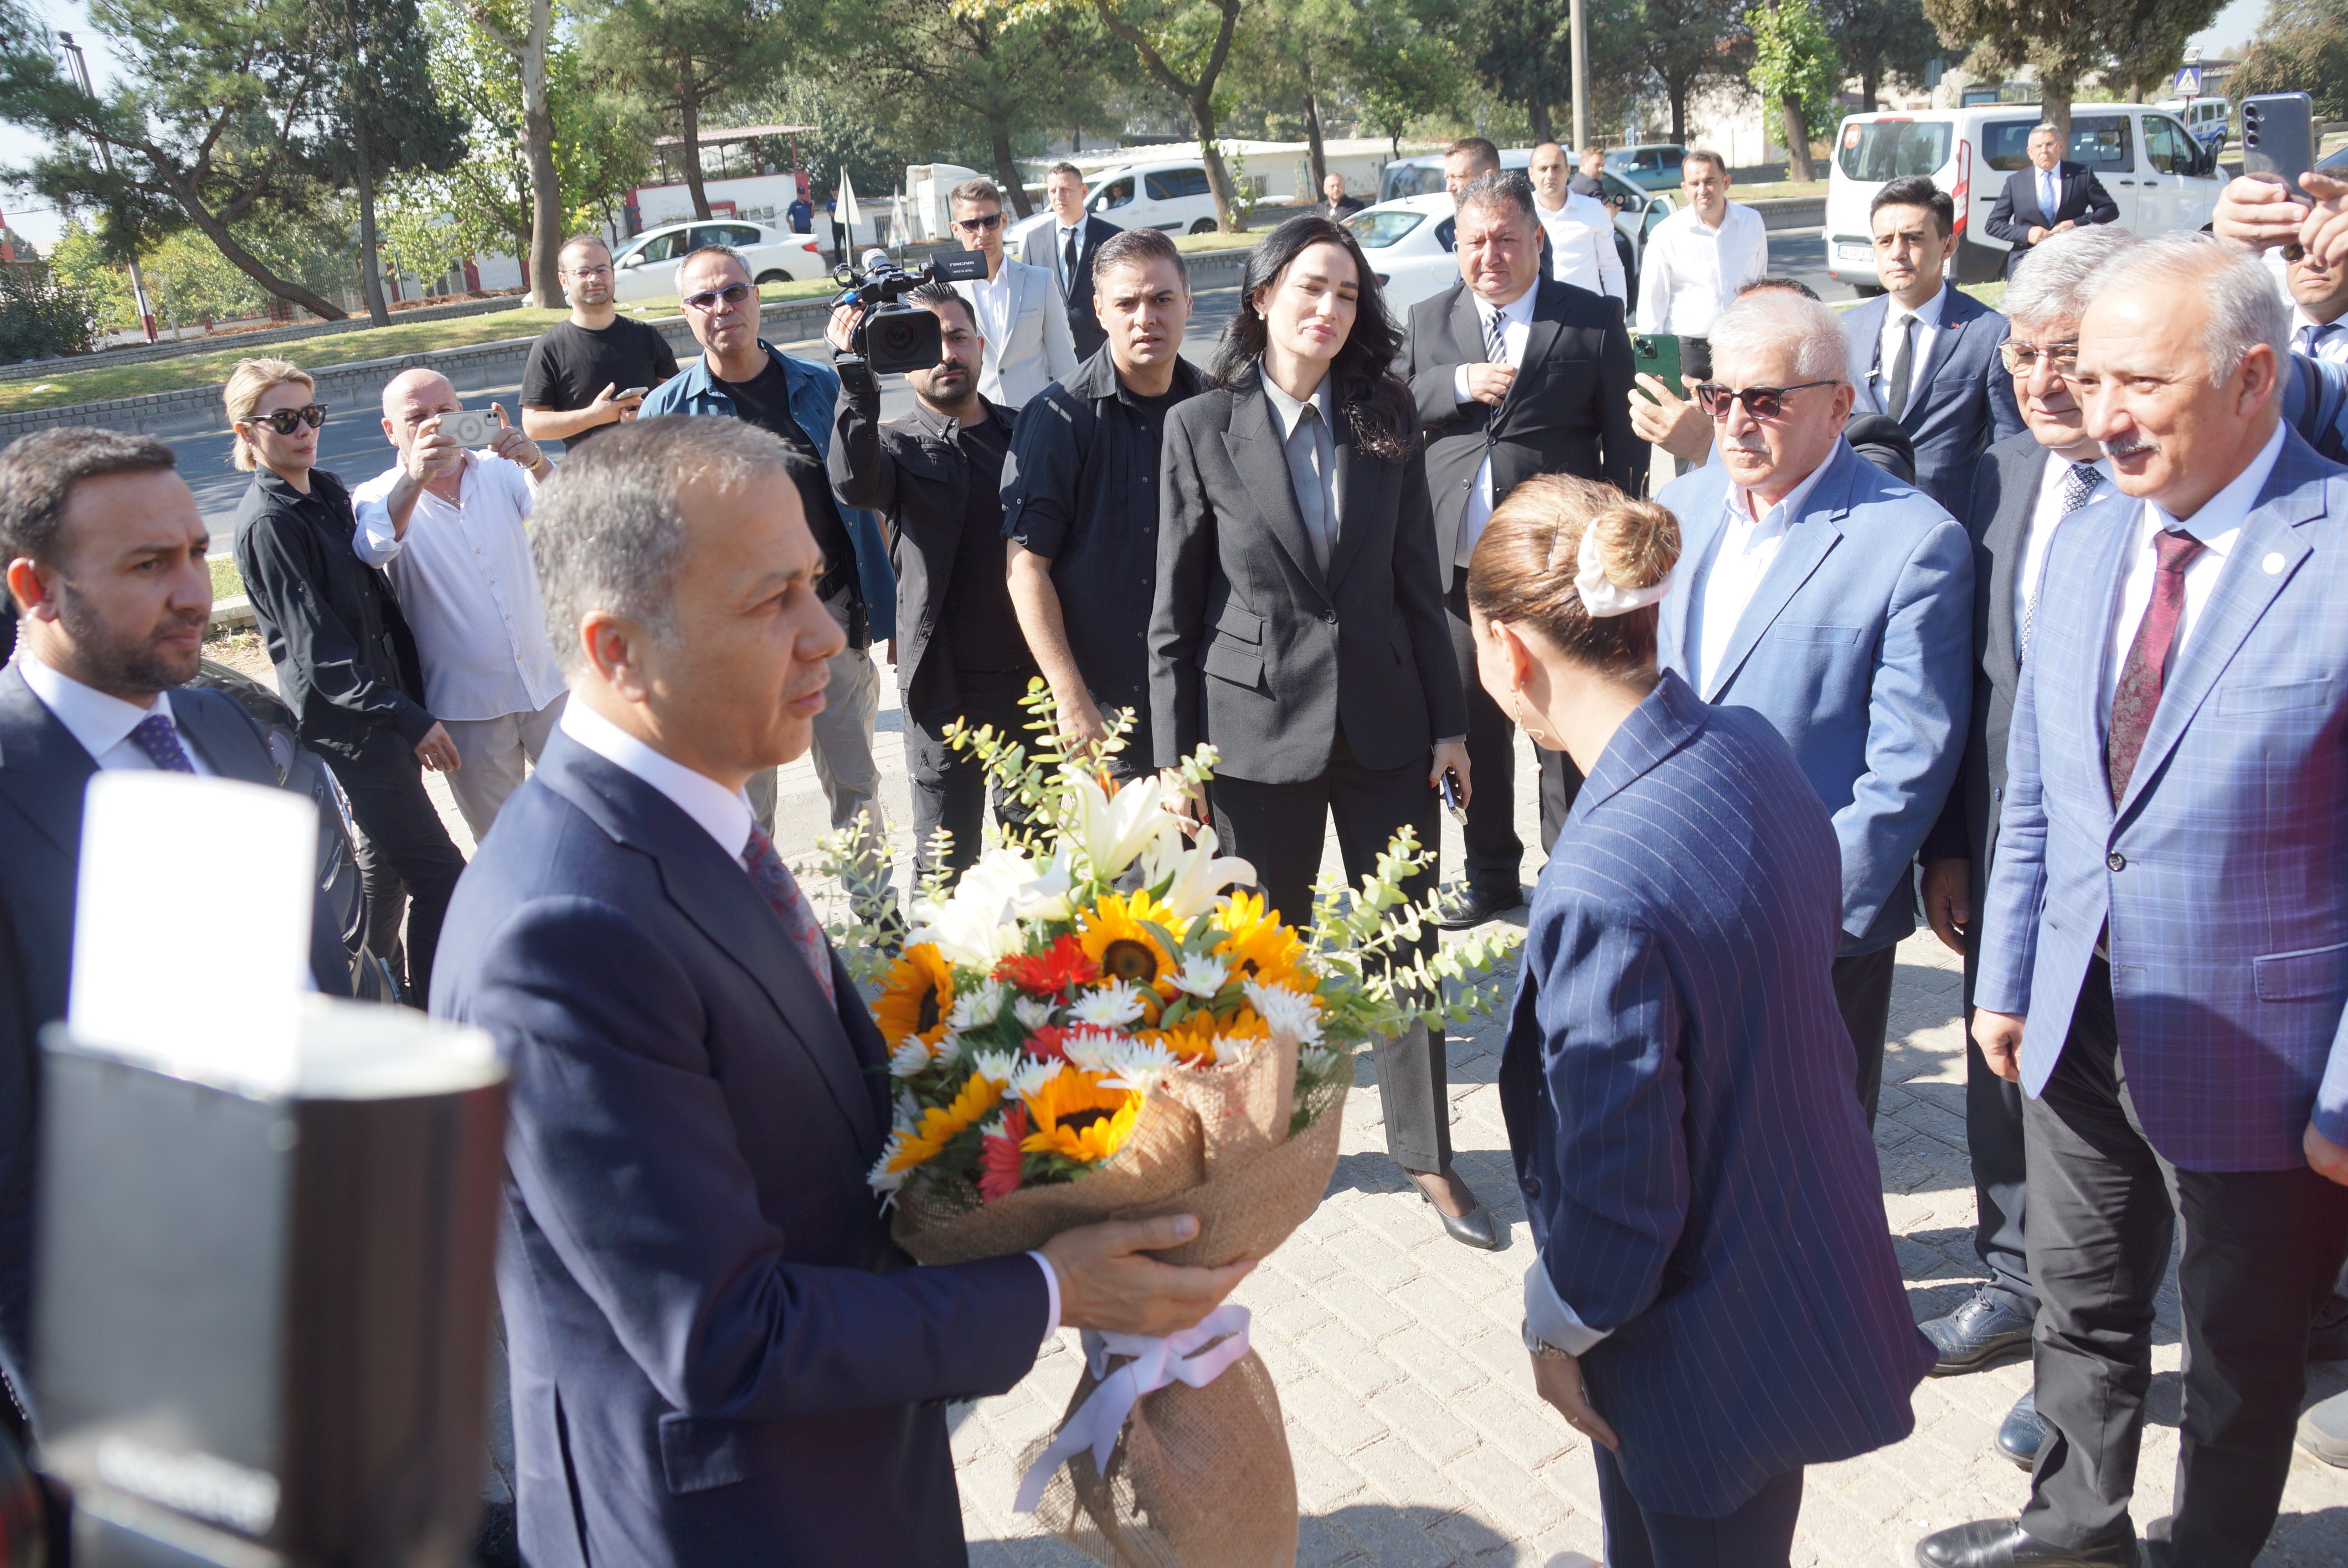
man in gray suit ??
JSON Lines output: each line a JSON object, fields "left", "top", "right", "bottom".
{"left": 949, "top": 177, "right": 1077, "bottom": 408}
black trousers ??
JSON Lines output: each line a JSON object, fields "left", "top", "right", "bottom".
{"left": 1960, "top": 938, "right": 2037, "bottom": 1312}
{"left": 1535, "top": 745, "right": 1584, "bottom": 856}
{"left": 1594, "top": 1447, "right": 1803, "bottom": 1568}
{"left": 2020, "top": 958, "right": 2348, "bottom": 1564}
{"left": 1443, "top": 578, "right": 1522, "bottom": 896}
{"left": 1208, "top": 729, "right": 1451, "bottom": 1173}
{"left": 908, "top": 667, "right": 1038, "bottom": 883}
{"left": 1832, "top": 945, "right": 1897, "bottom": 1127}
{"left": 329, "top": 728, "right": 466, "bottom": 1005}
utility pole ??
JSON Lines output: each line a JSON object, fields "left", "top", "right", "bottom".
{"left": 1569, "top": 0, "right": 1589, "bottom": 154}
{"left": 58, "top": 32, "right": 158, "bottom": 345}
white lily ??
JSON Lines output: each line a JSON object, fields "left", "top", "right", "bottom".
{"left": 1073, "top": 770, "right": 1176, "bottom": 879}
{"left": 907, "top": 850, "right": 1033, "bottom": 968}
{"left": 1143, "top": 824, "right": 1258, "bottom": 922}
{"left": 1001, "top": 844, "right": 1075, "bottom": 922}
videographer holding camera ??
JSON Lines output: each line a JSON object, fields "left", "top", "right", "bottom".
{"left": 827, "top": 272, "right": 1036, "bottom": 885}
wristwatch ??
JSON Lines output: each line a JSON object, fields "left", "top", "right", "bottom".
{"left": 1521, "top": 1318, "right": 1573, "bottom": 1361}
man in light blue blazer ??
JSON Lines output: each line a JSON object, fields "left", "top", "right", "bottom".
{"left": 1916, "top": 238, "right": 2348, "bottom": 1568}
{"left": 1656, "top": 287, "right": 1973, "bottom": 1126}
{"left": 1844, "top": 177, "right": 2025, "bottom": 520}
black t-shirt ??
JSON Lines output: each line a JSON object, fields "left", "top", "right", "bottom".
{"left": 719, "top": 359, "right": 854, "bottom": 581}
{"left": 943, "top": 415, "right": 1027, "bottom": 673}
{"left": 519, "top": 317, "right": 680, "bottom": 447}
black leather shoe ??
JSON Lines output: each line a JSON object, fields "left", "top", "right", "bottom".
{"left": 1413, "top": 1179, "right": 1502, "bottom": 1250}
{"left": 1429, "top": 884, "right": 1525, "bottom": 931}
{"left": 2308, "top": 1292, "right": 2348, "bottom": 1361}
{"left": 1914, "top": 1520, "right": 2135, "bottom": 1568}
{"left": 1997, "top": 1386, "right": 2048, "bottom": 1471}
{"left": 1922, "top": 1287, "right": 2036, "bottom": 1375}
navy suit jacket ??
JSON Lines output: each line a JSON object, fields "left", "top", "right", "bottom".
{"left": 432, "top": 731, "right": 1048, "bottom": 1567}
{"left": 1984, "top": 162, "right": 2120, "bottom": 278}
{"left": 1501, "top": 672, "right": 1933, "bottom": 1515}
{"left": 1844, "top": 282, "right": 2025, "bottom": 520}
{"left": 0, "top": 660, "right": 350, "bottom": 1431}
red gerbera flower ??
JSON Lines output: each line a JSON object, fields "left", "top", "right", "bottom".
{"left": 979, "top": 1106, "right": 1029, "bottom": 1203}
{"left": 993, "top": 934, "right": 1099, "bottom": 1000}
{"left": 1024, "top": 1024, "right": 1069, "bottom": 1062}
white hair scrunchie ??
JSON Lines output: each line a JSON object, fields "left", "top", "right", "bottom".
{"left": 1573, "top": 524, "right": 1673, "bottom": 617}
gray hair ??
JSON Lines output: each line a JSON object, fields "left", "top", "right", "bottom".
{"left": 1708, "top": 287, "right": 1848, "bottom": 384}
{"left": 2080, "top": 231, "right": 2290, "bottom": 385}
{"left": 530, "top": 416, "right": 790, "bottom": 676}
{"left": 2004, "top": 224, "right": 2140, "bottom": 331}
{"left": 1456, "top": 169, "right": 1538, "bottom": 228}
{"left": 2030, "top": 122, "right": 2062, "bottom": 141}
{"left": 675, "top": 243, "right": 748, "bottom": 293}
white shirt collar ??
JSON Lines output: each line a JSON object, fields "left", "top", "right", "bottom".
{"left": 1260, "top": 373, "right": 1333, "bottom": 441}
{"left": 1728, "top": 441, "right": 1839, "bottom": 530}
{"left": 559, "top": 694, "right": 753, "bottom": 862}
{"left": 1475, "top": 284, "right": 1539, "bottom": 332}
{"left": 1891, "top": 285, "right": 1947, "bottom": 329}
{"left": 16, "top": 650, "right": 178, "bottom": 762}
{"left": 2150, "top": 420, "right": 2287, "bottom": 545}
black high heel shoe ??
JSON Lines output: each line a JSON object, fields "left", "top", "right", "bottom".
{"left": 1413, "top": 1175, "right": 1501, "bottom": 1251}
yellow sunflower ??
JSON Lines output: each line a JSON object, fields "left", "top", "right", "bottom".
{"left": 1212, "top": 891, "right": 1310, "bottom": 992}
{"left": 1076, "top": 891, "right": 1185, "bottom": 990}
{"left": 875, "top": 943, "right": 956, "bottom": 1051}
{"left": 1150, "top": 1002, "right": 1269, "bottom": 1062}
{"left": 1018, "top": 1066, "right": 1144, "bottom": 1165}
{"left": 884, "top": 1072, "right": 1004, "bottom": 1173}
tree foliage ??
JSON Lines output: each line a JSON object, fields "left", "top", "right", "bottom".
{"left": 1924, "top": 0, "right": 2219, "bottom": 133}
{"left": 1639, "top": 0, "right": 1750, "bottom": 145}
{"left": 1829, "top": 0, "right": 1947, "bottom": 111}
{"left": 579, "top": 0, "right": 797, "bottom": 223}
{"left": 1749, "top": 0, "right": 1840, "bottom": 177}
{"left": 0, "top": 257, "right": 99, "bottom": 362}
{"left": 2232, "top": 0, "right": 2348, "bottom": 122}
{"left": 321, "top": 0, "right": 469, "bottom": 324}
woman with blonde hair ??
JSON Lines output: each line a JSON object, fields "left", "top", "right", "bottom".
{"left": 1475, "top": 474, "right": 1932, "bottom": 1567}
{"left": 228, "top": 357, "right": 465, "bottom": 1002}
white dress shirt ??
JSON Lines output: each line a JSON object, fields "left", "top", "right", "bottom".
{"left": 2293, "top": 307, "right": 2348, "bottom": 366}
{"left": 1449, "top": 285, "right": 1538, "bottom": 564}
{"left": 2099, "top": 422, "right": 2285, "bottom": 721}
{"left": 352, "top": 452, "right": 567, "bottom": 723}
{"left": 1688, "top": 450, "right": 1835, "bottom": 698}
{"left": 556, "top": 697, "right": 1064, "bottom": 1338}
{"left": 968, "top": 267, "right": 1015, "bottom": 353}
{"left": 1635, "top": 202, "right": 1769, "bottom": 338}
{"left": 2016, "top": 450, "right": 2114, "bottom": 646}
{"left": 1261, "top": 373, "right": 1343, "bottom": 547}
{"left": 16, "top": 652, "right": 214, "bottom": 775}
{"left": 1534, "top": 192, "right": 1626, "bottom": 302}
{"left": 1874, "top": 286, "right": 1947, "bottom": 415}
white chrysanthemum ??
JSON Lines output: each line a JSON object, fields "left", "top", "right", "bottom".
{"left": 1168, "top": 954, "right": 1230, "bottom": 1000}
{"left": 1060, "top": 1027, "right": 1127, "bottom": 1075}
{"left": 867, "top": 1136, "right": 910, "bottom": 1196}
{"left": 888, "top": 1038, "right": 933, "bottom": 1079}
{"left": 1012, "top": 995, "right": 1057, "bottom": 1030}
{"left": 1245, "top": 980, "right": 1324, "bottom": 1046}
{"left": 894, "top": 1089, "right": 921, "bottom": 1129}
{"left": 932, "top": 1030, "right": 962, "bottom": 1066}
{"left": 949, "top": 980, "right": 1007, "bottom": 1030}
{"left": 1069, "top": 981, "right": 1146, "bottom": 1027}
{"left": 1008, "top": 1058, "right": 1063, "bottom": 1100}
{"left": 1099, "top": 1038, "right": 1180, "bottom": 1092}
{"left": 970, "top": 1048, "right": 1020, "bottom": 1087}
{"left": 1212, "top": 1033, "right": 1254, "bottom": 1065}
{"left": 1299, "top": 1045, "right": 1341, "bottom": 1079}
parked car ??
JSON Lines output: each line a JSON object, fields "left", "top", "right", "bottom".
{"left": 1085, "top": 161, "right": 1221, "bottom": 235}
{"left": 607, "top": 219, "right": 828, "bottom": 301}
{"left": 1606, "top": 145, "right": 1688, "bottom": 192}
{"left": 1343, "top": 182, "right": 1675, "bottom": 313}
{"left": 1825, "top": 104, "right": 2227, "bottom": 290}
{"left": 1378, "top": 148, "right": 1535, "bottom": 203}
{"left": 2158, "top": 96, "right": 2231, "bottom": 157}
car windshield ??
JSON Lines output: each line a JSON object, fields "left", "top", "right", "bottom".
{"left": 1838, "top": 120, "right": 1953, "bottom": 182}
{"left": 1381, "top": 164, "right": 1446, "bottom": 201}
{"left": 1347, "top": 209, "right": 1426, "bottom": 249}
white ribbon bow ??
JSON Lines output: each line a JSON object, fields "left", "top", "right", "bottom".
{"left": 1012, "top": 1303, "right": 1253, "bottom": 1514}
{"left": 1574, "top": 524, "right": 1673, "bottom": 617}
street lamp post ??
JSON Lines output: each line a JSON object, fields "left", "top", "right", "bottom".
{"left": 57, "top": 32, "right": 158, "bottom": 345}
{"left": 1569, "top": 0, "right": 1589, "bottom": 156}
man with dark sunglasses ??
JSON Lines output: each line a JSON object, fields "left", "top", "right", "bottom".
{"left": 641, "top": 246, "right": 897, "bottom": 892}
{"left": 1654, "top": 286, "right": 1973, "bottom": 1134}
{"left": 945, "top": 177, "right": 1075, "bottom": 408}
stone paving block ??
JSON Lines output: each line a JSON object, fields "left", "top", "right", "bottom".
{"left": 1330, "top": 1220, "right": 1424, "bottom": 1295}
{"left": 1378, "top": 1325, "right": 1492, "bottom": 1401}
{"left": 1369, "top": 1381, "right": 1485, "bottom": 1466}
{"left": 1452, "top": 1378, "right": 1573, "bottom": 1469}
{"left": 1445, "top": 1445, "right": 1574, "bottom": 1538}
{"left": 1300, "top": 1317, "right": 1410, "bottom": 1399}
{"left": 1278, "top": 1233, "right": 1353, "bottom": 1287}
{"left": 1321, "top": 1269, "right": 1421, "bottom": 1343}
{"left": 1297, "top": 1512, "right": 1366, "bottom": 1568}
{"left": 1287, "top": 1368, "right": 1396, "bottom": 1456}
{"left": 1350, "top": 1434, "right": 1474, "bottom": 1513}
{"left": 1291, "top": 1425, "right": 1376, "bottom": 1514}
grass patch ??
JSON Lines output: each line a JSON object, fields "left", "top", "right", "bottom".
{"left": 1172, "top": 229, "right": 1267, "bottom": 255}
{"left": 1, "top": 277, "right": 841, "bottom": 419}
{"left": 1732, "top": 178, "right": 1831, "bottom": 203}
{"left": 209, "top": 556, "right": 245, "bottom": 602}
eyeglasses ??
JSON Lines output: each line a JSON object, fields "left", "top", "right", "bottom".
{"left": 682, "top": 281, "right": 753, "bottom": 313}
{"left": 1999, "top": 339, "right": 2080, "bottom": 374}
{"left": 565, "top": 263, "right": 612, "bottom": 279}
{"left": 1692, "top": 381, "right": 1837, "bottom": 421}
{"left": 954, "top": 213, "right": 1005, "bottom": 233}
{"left": 247, "top": 404, "right": 328, "bottom": 434}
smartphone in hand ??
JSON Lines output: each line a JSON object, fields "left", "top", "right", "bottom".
{"left": 2242, "top": 93, "right": 2316, "bottom": 204}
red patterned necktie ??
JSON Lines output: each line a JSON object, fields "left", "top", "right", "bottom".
{"left": 742, "top": 823, "right": 836, "bottom": 1006}
{"left": 2105, "top": 528, "right": 2207, "bottom": 803}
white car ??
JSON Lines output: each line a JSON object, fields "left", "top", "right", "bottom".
{"left": 1343, "top": 189, "right": 1670, "bottom": 314}
{"left": 1085, "top": 161, "right": 1221, "bottom": 236}
{"left": 607, "top": 218, "right": 830, "bottom": 302}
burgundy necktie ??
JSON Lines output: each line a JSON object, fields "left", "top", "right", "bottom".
{"left": 743, "top": 823, "right": 836, "bottom": 1006}
{"left": 2105, "top": 528, "right": 2207, "bottom": 803}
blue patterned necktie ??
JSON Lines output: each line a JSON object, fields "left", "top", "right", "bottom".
{"left": 129, "top": 712, "right": 197, "bottom": 773}
{"left": 2301, "top": 321, "right": 2340, "bottom": 358}
{"left": 742, "top": 823, "right": 835, "bottom": 1006}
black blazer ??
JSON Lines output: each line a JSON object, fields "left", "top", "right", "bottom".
{"left": 0, "top": 662, "right": 353, "bottom": 1430}
{"left": 1984, "top": 162, "right": 2119, "bottom": 277}
{"left": 1020, "top": 214, "right": 1122, "bottom": 362}
{"left": 1400, "top": 274, "right": 1645, "bottom": 584}
{"left": 1150, "top": 374, "right": 1467, "bottom": 783}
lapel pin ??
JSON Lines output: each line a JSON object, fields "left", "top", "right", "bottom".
{"left": 2263, "top": 552, "right": 2285, "bottom": 575}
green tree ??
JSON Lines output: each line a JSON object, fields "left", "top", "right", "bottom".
{"left": 1829, "top": 0, "right": 1948, "bottom": 111}
{"left": 1923, "top": 0, "right": 2218, "bottom": 136}
{"left": 1750, "top": 0, "right": 1840, "bottom": 179}
{"left": 2232, "top": 0, "right": 2348, "bottom": 122}
{"left": 580, "top": 0, "right": 794, "bottom": 223}
{"left": 322, "top": 0, "right": 470, "bottom": 326}
{"left": 1639, "top": 0, "right": 1749, "bottom": 146}
{"left": 1330, "top": 0, "right": 1470, "bottom": 158}
{"left": 47, "top": 219, "right": 141, "bottom": 333}
{"left": 460, "top": 0, "right": 563, "bottom": 305}
{"left": 0, "top": 256, "right": 99, "bottom": 362}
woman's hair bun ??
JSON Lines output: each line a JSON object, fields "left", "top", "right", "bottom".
{"left": 1588, "top": 499, "right": 1681, "bottom": 593}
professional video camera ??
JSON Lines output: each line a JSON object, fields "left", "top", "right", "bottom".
{"left": 831, "top": 247, "right": 989, "bottom": 376}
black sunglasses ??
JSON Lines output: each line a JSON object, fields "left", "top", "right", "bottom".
{"left": 954, "top": 213, "right": 1005, "bottom": 233}
{"left": 1693, "top": 381, "right": 1838, "bottom": 420}
{"left": 249, "top": 403, "right": 328, "bottom": 434}
{"left": 682, "top": 281, "right": 753, "bottom": 313}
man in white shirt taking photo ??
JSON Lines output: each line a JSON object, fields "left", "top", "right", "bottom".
{"left": 353, "top": 369, "right": 568, "bottom": 839}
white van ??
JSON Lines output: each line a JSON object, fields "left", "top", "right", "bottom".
{"left": 1825, "top": 104, "right": 2227, "bottom": 291}
{"left": 2158, "top": 96, "right": 2232, "bottom": 157}
{"left": 1085, "top": 161, "right": 1222, "bottom": 235}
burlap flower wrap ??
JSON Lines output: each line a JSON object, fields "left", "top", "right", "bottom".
{"left": 892, "top": 1026, "right": 1350, "bottom": 1567}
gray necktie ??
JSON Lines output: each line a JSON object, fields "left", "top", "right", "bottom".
{"left": 1886, "top": 314, "right": 1916, "bottom": 421}
{"left": 2022, "top": 461, "right": 2103, "bottom": 661}
{"left": 1286, "top": 401, "right": 1336, "bottom": 572}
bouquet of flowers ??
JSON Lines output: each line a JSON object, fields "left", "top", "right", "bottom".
{"left": 812, "top": 690, "right": 1517, "bottom": 1567}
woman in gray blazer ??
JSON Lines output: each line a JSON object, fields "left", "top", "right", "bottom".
{"left": 1148, "top": 215, "right": 1492, "bottom": 1246}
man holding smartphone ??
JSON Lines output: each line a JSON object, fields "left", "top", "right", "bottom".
{"left": 521, "top": 234, "right": 679, "bottom": 449}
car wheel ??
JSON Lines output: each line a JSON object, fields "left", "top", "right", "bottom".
{"left": 1189, "top": 219, "right": 1217, "bottom": 236}
{"left": 1852, "top": 283, "right": 1885, "bottom": 298}
{"left": 755, "top": 271, "right": 788, "bottom": 287}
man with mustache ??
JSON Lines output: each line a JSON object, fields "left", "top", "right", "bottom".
{"left": 0, "top": 427, "right": 355, "bottom": 1441}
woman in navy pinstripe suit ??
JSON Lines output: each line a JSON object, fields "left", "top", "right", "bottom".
{"left": 1467, "top": 476, "right": 1934, "bottom": 1568}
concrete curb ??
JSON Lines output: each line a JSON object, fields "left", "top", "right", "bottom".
{"left": 1746, "top": 196, "right": 1825, "bottom": 230}
{"left": 0, "top": 293, "right": 527, "bottom": 385}
{"left": 210, "top": 594, "right": 256, "bottom": 631}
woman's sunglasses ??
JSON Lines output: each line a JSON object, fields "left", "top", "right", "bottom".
{"left": 247, "top": 404, "right": 328, "bottom": 434}
{"left": 1692, "top": 381, "right": 1837, "bottom": 420}
{"left": 682, "top": 281, "right": 754, "bottom": 313}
